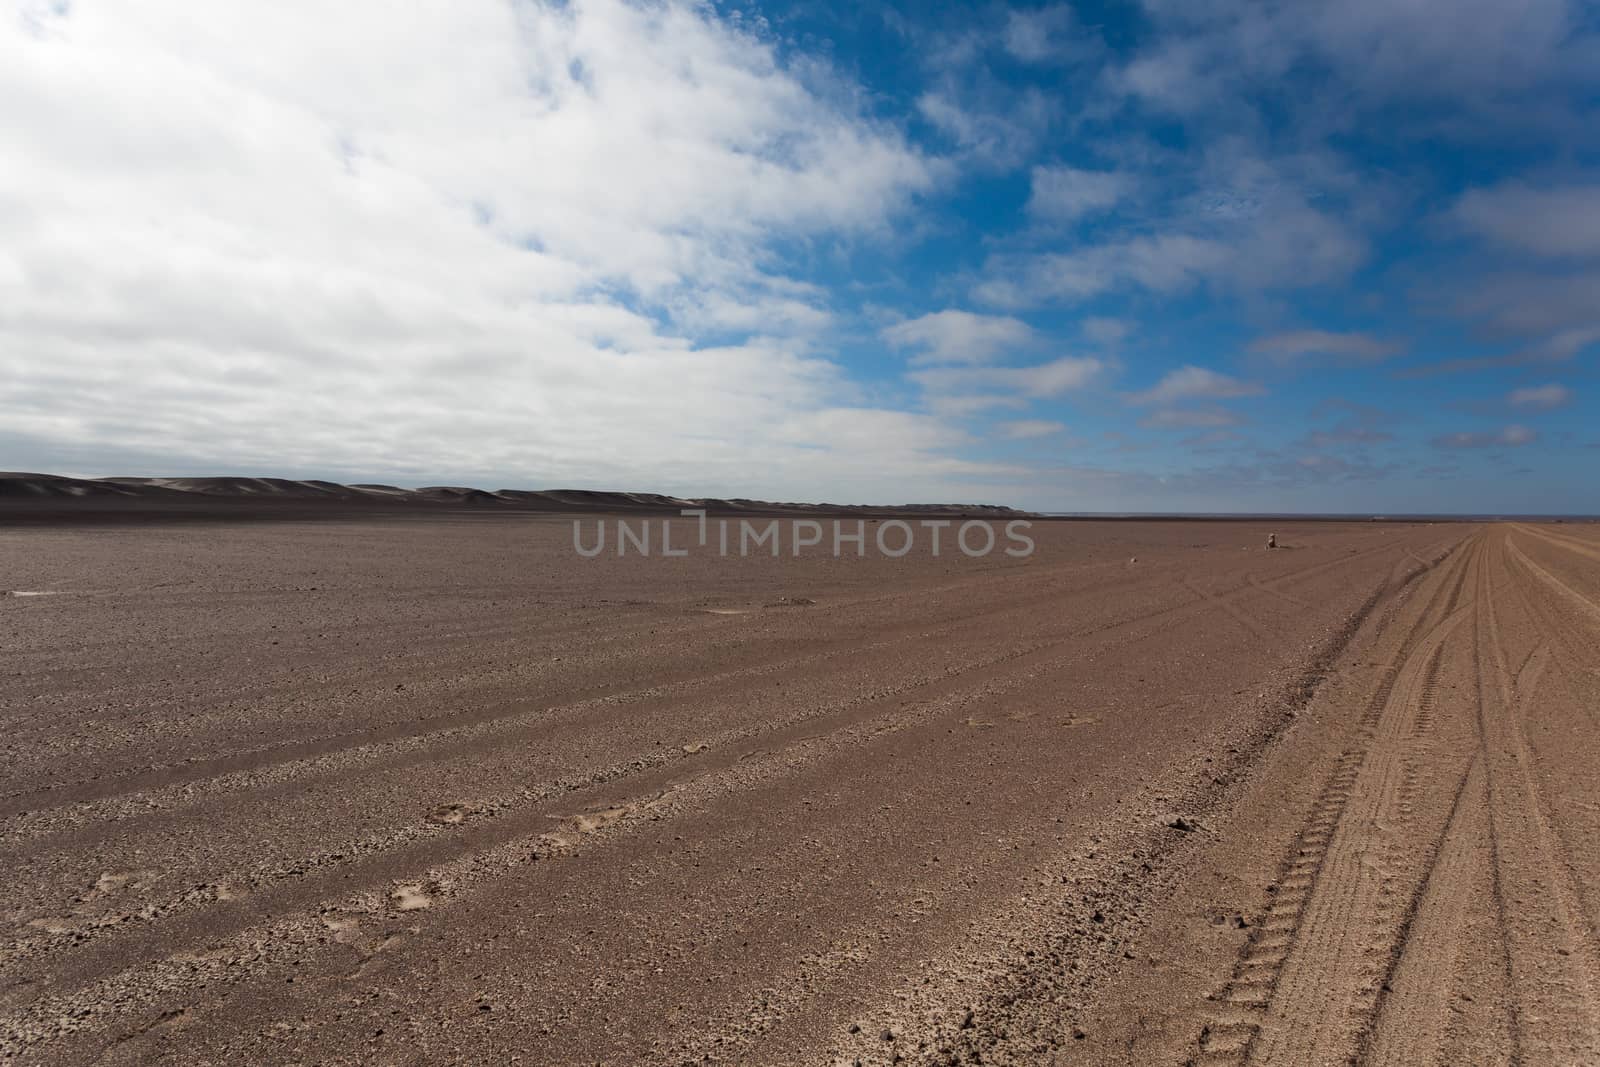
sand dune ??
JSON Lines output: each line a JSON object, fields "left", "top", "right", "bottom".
{"left": 0, "top": 472, "right": 1027, "bottom": 521}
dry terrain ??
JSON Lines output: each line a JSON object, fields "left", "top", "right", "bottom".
{"left": 3, "top": 516, "right": 1598, "bottom": 1065}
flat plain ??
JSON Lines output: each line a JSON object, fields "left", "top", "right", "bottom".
{"left": 3, "top": 516, "right": 1598, "bottom": 1065}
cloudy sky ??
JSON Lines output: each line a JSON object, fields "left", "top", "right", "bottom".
{"left": 4, "top": 0, "right": 1598, "bottom": 512}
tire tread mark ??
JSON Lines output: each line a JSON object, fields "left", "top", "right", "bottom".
{"left": 1186, "top": 534, "right": 1476, "bottom": 1066}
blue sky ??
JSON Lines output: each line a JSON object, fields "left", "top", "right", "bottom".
{"left": 4, "top": 0, "right": 1598, "bottom": 511}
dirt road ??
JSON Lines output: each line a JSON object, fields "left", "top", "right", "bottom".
{"left": 2, "top": 518, "right": 1596, "bottom": 1064}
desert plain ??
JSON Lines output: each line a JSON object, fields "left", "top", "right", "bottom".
{"left": 3, "top": 512, "right": 1599, "bottom": 1065}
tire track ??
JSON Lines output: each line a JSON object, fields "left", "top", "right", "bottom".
{"left": 1, "top": 547, "right": 1353, "bottom": 1033}
{"left": 0, "top": 522, "right": 1468, "bottom": 1064}
{"left": 1188, "top": 534, "right": 1479, "bottom": 1066}
{"left": 1182, "top": 578, "right": 1271, "bottom": 641}
{"left": 1360, "top": 528, "right": 1600, "bottom": 1066}
{"left": 1503, "top": 529, "right": 1600, "bottom": 623}
{"left": 10, "top": 553, "right": 1369, "bottom": 964}
{"left": 5, "top": 536, "right": 1395, "bottom": 843}
{"left": 3, "top": 546, "right": 1366, "bottom": 822}
{"left": 1476, "top": 533, "right": 1600, "bottom": 1064}
{"left": 1247, "top": 573, "right": 1309, "bottom": 609}
{"left": 0, "top": 615, "right": 1098, "bottom": 998}
{"left": 1360, "top": 756, "right": 1489, "bottom": 1065}
{"left": 1510, "top": 523, "right": 1600, "bottom": 566}
{"left": 1500, "top": 533, "right": 1600, "bottom": 732}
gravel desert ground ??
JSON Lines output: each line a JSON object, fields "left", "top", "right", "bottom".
{"left": 3, "top": 516, "right": 1599, "bottom": 1065}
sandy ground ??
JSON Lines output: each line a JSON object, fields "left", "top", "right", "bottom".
{"left": 2, "top": 517, "right": 1597, "bottom": 1065}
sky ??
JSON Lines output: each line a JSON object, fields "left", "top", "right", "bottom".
{"left": 3, "top": 0, "right": 1599, "bottom": 513}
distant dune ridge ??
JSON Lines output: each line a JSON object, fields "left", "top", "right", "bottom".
{"left": 0, "top": 472, "right": 1028, "bottom": 518}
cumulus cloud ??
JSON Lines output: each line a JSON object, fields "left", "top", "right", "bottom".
{"left": 1001, "top": 5, "right": 1090, "bottom": 65}
{"left": 1302, "top": 425, "right": 1393, "bottom": 449}
{"left": 924, "top": 394, "right": 1027, "bottom": 418}
{"left": 1440, "top": 267, "right": 1600, "bottom": 371}
{"left": 1117, "top": 0, "right": 1599, "bottom": 114}
{"left": 1080, "top": 317, "right": 1131, "bottom": 344}
{"left": 916, "top": 87, "right": 1054, "bottom": 170}
{"left": 1507, "top": 383, "right": 1573, "bottom": 410}
{"left": 1027, "top": 166, "right": 1132, "bottom": 222}
{"left": 998, "top": 419, "right": 1065, "bottom": 439}
{"left": 1128, "top": 366, "right": 1263, "bottom": 406}
{"left": 976, "top": 193, "right": 1365, "bottom": 307}
{"left": 976, "top": 233, "right": 1230, "bottom": 305}
{"left": 912, "top": 355, "right": 1103, "bottom": 402}
{"left": 881, "top": 310, "right": 1033, "bottom": 365}
{"left": 1455, "top": 182, "right": 1600, "bottom": 259}
{"left": 1432, "top": 425, "right": 1540, "bottom": 449}
{"left": 0, "top": 0, "right": 992, "bottom": 501}
{"left": 1009, "top": 356, "right": 1104, "bottom": 396}
{"left": 1138, "top": 408, "right": 1244, "bottom": 429}
{"left": 1448, "top": 273, "right": 1600, "bottom": 364}
{"left": 1249, "top": 329, "right": 1402, "bottom": 365}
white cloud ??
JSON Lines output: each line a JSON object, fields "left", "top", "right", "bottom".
{"left": 1080, "top": 317, "right": 1131, "bottom": 344}
{"left": 1453, "top": 271, "right": 1600, "bottom": 353}
{"left": 915, "top": 87, "right": 1053, "bottom": 169}
{"left": 1027, "top": 165, "right": 1131, "bottom": 222}
{"left": 1507, "top": 383, "right": 1573, "bottom": 410}
{"left": 976, "top": 189, "right": 1364, "bottom": 307}
{"left": 911, "top": 355, "right": 1102, "bottom": 408}
{"left": 1248, "top": 329, "right": 1402, "bottom": 364}
{"left": 0, "top": 0, "right": 992, "bottom": 502}
{"left": 881, "top": 310, "right": 1034, "bottom": 365}
{"left": 1138, "top": 408, "right": 1244, "bottom": 429}
{"left": 1432, "top": 425, "right": 1540, "bottom": 449}
{"left": 976, "top": 233, "right": 1230, "bottom": 305}
{"left": 1455, "top": 182, "right": 1600, "bottom": 259}
{"left": 1305, "top": 0, "right": 1593, "bottom": 99}
{"left": 1118, "top": 0, "right": 1597, "bottom": 113}
{"left": 925, "top": 394, "right": 1027, "bottom": 418}
{"left": 998, "top": 419, "right": 1065, "bottom": 439}
{"left": 1001, "top": 6, "right": 1088, "bottom": 65}
{"left": 1009, "top": 355, "right": 1104, "bottom": 396}
{"left": 1534, "top": 326, "right": 1600, "bottom": 362}
{"left": 1128, "top": 365, "right": 1263, "bottom": 406}
{"left": 1302, "top": 423, "right": 1393, "bottom": 448}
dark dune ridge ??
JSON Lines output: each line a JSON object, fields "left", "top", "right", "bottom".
{"left": 0, "top": 472, "right": 1029, "bottom": 523}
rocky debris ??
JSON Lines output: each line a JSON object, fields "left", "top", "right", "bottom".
{"left": 764, "top": 596, "right": 817, "bottom": 608}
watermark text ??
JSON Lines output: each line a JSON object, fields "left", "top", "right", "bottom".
{"left": 573, "top": 510, "right": 1034, "bottom": 559}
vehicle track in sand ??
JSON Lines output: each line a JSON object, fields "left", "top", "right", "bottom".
{"left": 1176, "top": 526, "right": 1600, "bottom": 1067}
{"left": 0, "top": 532, "right": 1408, "bottom": 823}
{"left": 9, "top": 518, "right": 1595, "bottom": 1066}
{"left": 1189, "top": 534, "right": 1480, "bottom": 1066}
